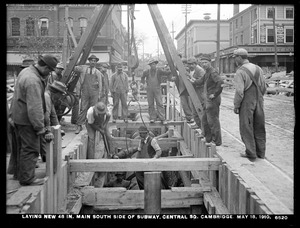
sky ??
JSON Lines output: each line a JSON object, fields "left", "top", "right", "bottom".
{"left": 121, "top": 4, "right": 251, "bottom": 57}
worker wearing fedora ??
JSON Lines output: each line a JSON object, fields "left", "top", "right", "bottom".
{"left": 73, "top": 54, "right": 103, "bottom": 134}
{"left": 232, "top": 48, "right": 267, "bottom": 161}
{"left": 110, "top": 62, "right": 129, "bottom": 123}
{"left": 141, "top": 59, "right": 172, "bottom": 124}
{"left": 86, "top": 102, "right": 111, "bottom": 160}
{"left": 10, "top": 54, "right": 58, "bottom": 186}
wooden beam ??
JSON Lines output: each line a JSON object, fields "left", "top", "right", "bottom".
{"left": 69, "top": 157, "right": 221, "bottom": 172}
{"left": 144, "top": 172, "right": 161, "bottom": 214}
{"left": 107, "top": 120, "right": 184, "bottom": 128}
{"left": 148, "top": 4, "right": 203, "bottom": 121}
{"left": 80, "top": 186, "right": 209, "bottom": 208}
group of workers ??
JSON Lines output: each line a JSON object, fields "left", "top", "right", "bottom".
{"left": 7, "top": 47, "right": 267, "bottom": 188}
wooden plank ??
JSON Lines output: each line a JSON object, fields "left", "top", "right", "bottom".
{"left": 80, "top": 134, "right": 88, "bottom": 159}
{"left": 81, "top": 186, "right": 206, "bottom": 208}
{"left": 237, "top": 178, "right": 249, "bottom": 214}
{"left": 45, "top": 141, "right": 54, "bottom": 213}
{"left": 144, "top": 172, "right": 161, "bottom": 214}
{"left": 107, "top": 120, "right": 184, "bottom": 128}
{"left": 178, "top": 140, "right": 193, "bottom": 157}
{"left": 70, "top": 157, "right": 221, "bottom": 172}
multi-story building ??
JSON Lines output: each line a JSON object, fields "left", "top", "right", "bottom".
{"left": 214, "top": 4, "right": 294, "bottom": 74}
{"left": 175, "top": 18, "right": 230, "bottom": 60}
{"left": 6, "top": 4, "right": 126, "bottom": 76}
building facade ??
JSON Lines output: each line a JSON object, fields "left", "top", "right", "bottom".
{"left": 214, "top": 4, "right": 294, "bottom": 74}
{"left": 6, "top": 4, "right": 127, "bottom": 77}
{"left": 175, "top": 19, "right": 230, "bottom": 60}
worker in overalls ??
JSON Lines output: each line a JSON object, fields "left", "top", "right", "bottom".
{"left": 110, "top": 63, "right": 129, "bottom": 123}
{"left": 190, "top": 54, "right": 224, "bottom": 146}
{"left": 74, "top": 55, "right": 103, "bottom": 134}
{"left": 233, "top": 48, "right": 267, "bottom": 161}
{"left": 141, "top": 59, "right": 172, "bottom": 124}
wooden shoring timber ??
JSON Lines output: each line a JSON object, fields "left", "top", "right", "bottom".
{"left": 63, "top": 188, "right": 83, "bottom": 214}
{"left": 69, "top": 157, "right": 221, "bottom": 172}
{"left": 107, "top": 120, "right": 184, "bottom": 128}
{"left": 177, "top": 140, "right": 193, "bottom": 157}
{"left": 109, "top": 137, "right": 181, "bottom": 151}
{"left": 80, "top": 186, "right": 209, "bottom": 209}
{"left": 203, "top": 187, "right": 230, "bottom": 214}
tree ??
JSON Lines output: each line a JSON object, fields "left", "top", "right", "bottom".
{"left": 13, "top": 36, "right": 63, "bottom": 61}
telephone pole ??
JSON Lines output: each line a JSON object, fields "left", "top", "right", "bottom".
{"left": 170, "top": 21, "right": 176, "bottom": 42}
{"left": 181, "top": 4, "right": 191, "bottom": 58}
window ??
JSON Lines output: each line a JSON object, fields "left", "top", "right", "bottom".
{"left": 235, "top": 36, "right": 238, "bottom": 45}
{"left": 253, "top": 28, "right": 257, "bottom": 44}
{"left": 285, "top": 28, "right": 294, "bottom": 43}
{"left": 26, "top": 17, "right": 35, "bottom": 36}
{"left": 267, "top": 7, "right": 275, "bottom": 19}
{"left": 39, "top": 18, "right": 49, "bottom": 36}
{"left": 267, "top": 28, "right": 274, "bottom": 42}
{"left": 230, "top": 22, "right": 232, "bottom": 31}
{"left": 253, "top": 8, "right": 257, "bottom": 20}
{"left": 11, "top": 17, "right": 20, "bottom": 36}
{"left": 240, "top": 34, "right": 243, "bottom": 45}
{"left": 240, "top": 16, "right": 243, "bottom": 26}
{"left": 79, "top": 17, "right": 87, "bottom": 35}
{"left": 285, "top": 7, "right": 294, "bottom": 19}
{"left": 235, "top": 19, "right": 238, "bottom": 29}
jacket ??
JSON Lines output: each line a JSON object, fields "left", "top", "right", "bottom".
{"left": 109, "top": 71, "right": 129, "bottom": 93}
{"left": 11, "top": 65, "right": 46, "bottom": 132}
{"left": 141, "top": 68, "right": 172, "bottom": 85}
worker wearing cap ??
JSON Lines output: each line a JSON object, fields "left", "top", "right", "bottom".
{"left": 112, "top": 125, "right": 168, "bottom": 190}
{"left": 232, "top": 48, "right": 267, "bottom": 161}
{"left": 73, "top": 54, "right": 103, "bottom": 134}
{"left": 141, "top": 59, "right": 172, "bottom": 124}
{"left": 189, "top": 54, "right": 224, "bottom": 146}
{"left": 187, "top": 57, "right": 206, "bottom": 129}
{"left": 10, "top": 54, "right": 58, "bottom": 186}
{"left": 110, "top": 63, "right": 129, "bottom": 123}
{"left": 86, "top": 101, "right": 111, "bottom": 159}
{"left": 99, "top": 63, "right": 110, "bottom": 105}
{"left": 47, "top": 62, "right": 65, "bottom": 85}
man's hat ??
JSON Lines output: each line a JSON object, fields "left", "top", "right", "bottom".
{"left": 49, "top": 80, "right": 67, "bottom": 93}
{"left": 232, "top": 48, "right": 248, "bottom": 57}
{"left": 56, "top": 62, "right": 64, "bottom": 69}
{"left": 39, "top": 54, "right": 58, "bottom": 70}
{"left": 88, "top": 54, "right": 99, "bottom": 62}
{"left": 138, "top": 125, "right": 148, "bottom": 133}
{"left": 181, "top": 58, "right": 188, "bottom": 64}
{"left": 200, "top": 54, "right": 211, "bottom": 62}
{"left": 117, "top": 62, "right": 123, "bottom": 69}
{"left": 21, "top": 59, "right": 35, "bottom": 68}
{"left": 187, "top": 57, "right": 197, "bottom": 64}
{"left": 95, "top": 102, "right": 107, "bottom": 114}
{"left": 148, "top": 59, "right": 159, "bottom": 65}
{"left": 101, "top": 63, "right": 110, "bottom": 68}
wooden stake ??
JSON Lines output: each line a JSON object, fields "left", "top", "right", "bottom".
{"left": 144, "top": 172, "right": 161, "bottom": 214}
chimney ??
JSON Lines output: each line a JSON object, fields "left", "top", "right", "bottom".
{"left": 233, "top": 4, "right": 239, "bottom": 16}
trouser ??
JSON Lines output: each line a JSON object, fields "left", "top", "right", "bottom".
{"left": 202, "top": 96, "right": 222, "bottom": 146}
{"left": 71, "top": 98, "right": 80, "bottom": 124}
{"left": 14, "top": 124, "right": 40, "bottom": 185}
{"left": 180, "top": 93, "right": 193, "bottom": 121}
{"left": 112, "top": 92, "right": 128, "bottom": 120}
{"left": 76, "top": 89, "right": 99, "bottom": 126}
{"left": 239, "top": 84, "right": 266, "bottom": 158}
{"left": 191, "top": 89, "right": 205, "bottom": 128}
{"left": 7, "top": 125, "right": 21, "bottom": 179}
{"left": 146, "top": 86, "right": 165, "bottom": 121}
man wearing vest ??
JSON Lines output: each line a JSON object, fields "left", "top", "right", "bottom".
{"left": 99, "top": 63, "right": 110, "bottom": 106}
{"left": 112, "top": 125, "right": 168, "bottom": 190}
{"left": 233, "top": 48, "right": 267, "bottom": 161}
{"left": 74, "top": 54, "right": 103, "bottom": 134}
{"left": 86, "top": 102, "right": 111, "bottom": 159}
{"left": 141, "top": 59, "right": 172, "bottom": 124}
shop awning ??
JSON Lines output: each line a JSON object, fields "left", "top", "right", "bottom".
{"left": 6, "top": 53, "right": 27, "bottom": 66}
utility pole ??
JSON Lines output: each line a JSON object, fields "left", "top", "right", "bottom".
{"left": 273, "top": 6, "right": 278, "bottom": 72}
{"left": 181, "top": 4, "right": 191, "bottom": 58}
{"left": 62, "top": 6, "right": 69, "bottom": 68}
{"left": 216, "top": 4, "right": 220, "bottom": 72}
{"left": 170, "top": 21, "right": 176, "bottom": 41}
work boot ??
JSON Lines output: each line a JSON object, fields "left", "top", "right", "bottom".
{"left": 75, "top": 125, "right": 82, "bottom": 134}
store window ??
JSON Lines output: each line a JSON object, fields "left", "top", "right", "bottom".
{"left": 11, "top": 17, "right": 20, "bottom": 36}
